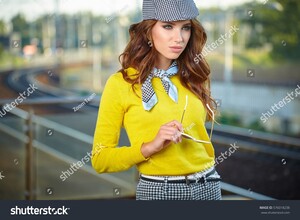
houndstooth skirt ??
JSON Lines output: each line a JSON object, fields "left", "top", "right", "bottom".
{"left": 136, "top": 170, "right": 222, "bottom": 200}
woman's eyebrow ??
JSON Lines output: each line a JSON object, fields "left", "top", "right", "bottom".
{"left": 161, "top": 22, "right": 191, "bottom": 26}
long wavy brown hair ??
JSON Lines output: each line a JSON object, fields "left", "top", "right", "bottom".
{"left": 119, "top": 19, "right": 216, "bottom": 120}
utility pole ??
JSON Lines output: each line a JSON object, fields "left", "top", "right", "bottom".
{"left": 224, "top": 10, "right": 233, "bottom": 84}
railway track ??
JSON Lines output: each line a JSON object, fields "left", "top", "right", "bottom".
{"left": 209, "top": 124, "right": 300, "bottom": 159}
{"left": 208, "top": 125, "right": 300, "bottom": 200}
{"left": 1, "top": 66, "right": 99, "bottom": 114}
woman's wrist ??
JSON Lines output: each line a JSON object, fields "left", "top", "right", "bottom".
{"left": 141, "top": 142, "right": 156, "bottom": 158}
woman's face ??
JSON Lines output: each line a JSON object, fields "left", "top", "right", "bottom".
{"left": 151, "top": 20, "right": 191, "bottom": 69}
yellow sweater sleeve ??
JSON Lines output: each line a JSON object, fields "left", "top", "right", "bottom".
{"left": 92, "top": 74, "right": 148, "bottom": 173}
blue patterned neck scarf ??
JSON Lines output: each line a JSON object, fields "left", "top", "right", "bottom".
{"left": 142, "top": 61, "right": 178, "bottom": 111}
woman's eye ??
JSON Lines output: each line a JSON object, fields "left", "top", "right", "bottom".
{"left": 163, "top": 25, "right": 172, "bottom": 29}
{"left": 182, "top": 26, "right": 191, "bottom": 31}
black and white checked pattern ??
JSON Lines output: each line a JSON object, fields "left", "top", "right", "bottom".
{"left": 141, "top": 61, "right": 178, "bottom": 110}
{"left": 140, "top": 69, "right": 173, "bottom": 103}
{"left": 136, "top": 170, "right": 222, "bottom": 200}
{"left": 143, "top": 0, "right": 199, "bottom": 21}
{"left": 142, "top": 74, "right": 155, "bottom": 103}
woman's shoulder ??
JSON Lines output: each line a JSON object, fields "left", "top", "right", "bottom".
{"left": 107, "top": 67, "right": 138, "bottom": 84}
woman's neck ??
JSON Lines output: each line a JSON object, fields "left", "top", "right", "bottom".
{"left": 155, "top": 57, "right": 173, "bottom": 70}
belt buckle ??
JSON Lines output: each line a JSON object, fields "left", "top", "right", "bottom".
{"left": 185, "top": 176, "right": 190, "bottom": 185}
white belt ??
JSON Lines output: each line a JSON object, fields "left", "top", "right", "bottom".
{"left": 140, "top": 166, "right": 215, "bottom": 181}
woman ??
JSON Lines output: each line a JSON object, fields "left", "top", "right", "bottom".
{"left": 92, "top": 0, "right": 221, "bottom": 200}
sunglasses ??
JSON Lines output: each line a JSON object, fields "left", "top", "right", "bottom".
{"left": 180, "top": 95, "right": 215, "bottom": 144}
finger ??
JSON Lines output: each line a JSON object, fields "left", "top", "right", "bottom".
{"left": 170, "top": 131, "right": 182, "bottom": 144}
{"left": 160, "top": 127, "right": 182, "bottom": 138}
{"left": 165, "top": 120, "right": 183, "bottom": 131}
{"left": 171, "top": 134, "right": 177, "bottom": 143}
{"left": 175, "top": 131, "right": 182, "bottom": 143}
{"left": 160, "top": 132, "right": 177, "bottom": 141}
{"left": 160, "top": 124, "right": 178, "bottom": 132}
{"left": 176, "top": 134, "right": 182, "bottom": 143}
{"left": 158, "top": 127, "right": 182, "bottom": 144}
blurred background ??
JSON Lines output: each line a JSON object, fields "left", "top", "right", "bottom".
{"left": 0, "top": 0, "right": 299, "bottom": 200}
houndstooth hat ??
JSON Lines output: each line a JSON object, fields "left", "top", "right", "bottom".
{"left": 142, "top": 0, "right": 199, "bottom": 21}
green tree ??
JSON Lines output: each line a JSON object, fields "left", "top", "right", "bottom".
{"left": 11, "top": 14, "right": 28, "bottom": 32}
{"left": 241, "top": 0, "right": 300, "bottom": 60}
{"left": 11, "top": 13, "right": 30, "bottom": 45}
{"left": 0, "top": 20, "right": 6, "bottom": 59}
{"left": 0, "top": 20, "right": 6, "bottom": 35}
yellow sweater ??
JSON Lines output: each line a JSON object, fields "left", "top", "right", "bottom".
{"left": 92, "top": 67, "right": 215, "bottom": 175}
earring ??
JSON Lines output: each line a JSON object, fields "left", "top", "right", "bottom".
{"left": 148, "top": 41, "right": 153, "bottom": 47}
{"left": 182, "top": 70, "right": 189, "bottom": 77}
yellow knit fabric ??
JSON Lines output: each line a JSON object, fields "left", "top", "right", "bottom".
{"left": 92, "top": 67, "right": 215, "bottom": 175}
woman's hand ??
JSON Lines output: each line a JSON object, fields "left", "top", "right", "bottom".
{"left": 141, "top": 120, "right": 183, "bottom": 158}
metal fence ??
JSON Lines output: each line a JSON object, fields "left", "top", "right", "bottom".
{"left": 0, "top": 97, "right": 275, "bottom": 200}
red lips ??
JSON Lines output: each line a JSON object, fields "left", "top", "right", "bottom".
{"left": 169, "top": 46, "right": 183, "bottom": 53}
{"left": 170, "top": 46, "right": 183, "bottom": 49}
